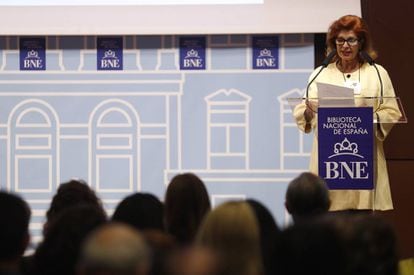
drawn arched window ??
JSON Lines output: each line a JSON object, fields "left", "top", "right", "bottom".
{"left": 8, "top": 100, "right": 59, "bottom": 195}
{"left": 205, "top": 89, "right": 251, "bottom": 169}
{"left": 89, "top": 99, "right": 140, "bottom": 194}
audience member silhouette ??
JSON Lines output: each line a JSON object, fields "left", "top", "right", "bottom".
{"left": 275, "top": 216, "right": 347, "bottom": 275}
{"left": 45, "top": 179, "right": 103, "bottom": 233}
{"left": 164, "top": 173, "right": 211, "bottom": 245}
{"left": 285, "top": 172, "right": 330, "bottom": 223}
{"left": 2, "top": 171, "right": 398, "bottom": 275}
{"left": 247, "top": 199, "right": 281, "bottom": 275}
{"left": 78, "top": 223, "right": 150, "bottom": 275}
{"left": 141, "top": 230, "right": 176, "bottom": 275}
{"left": 112, "top": 192, "right": 164, "bottom": 231}
{"left": 31, "top": 204, "right": 107, "bottom": 275}
{"left": 0, "top": 191, "right": 31, "bottom": 275}
{"left": 197, "top": 201, "right": 263, "bottom": 275}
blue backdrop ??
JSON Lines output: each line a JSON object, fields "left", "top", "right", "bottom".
{"left": 0, "top": 34, "right": 314, "bottom": 248}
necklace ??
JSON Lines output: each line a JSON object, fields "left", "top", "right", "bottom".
{"left": 337, "top": 60, "right": 361, "bottom": 82}
{"left": 342, "top": 66, "right": 360, "bottom": 82}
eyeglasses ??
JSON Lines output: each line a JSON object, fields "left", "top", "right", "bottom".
{"left": 335, "top": 37, "right": 359, "bottom": 46}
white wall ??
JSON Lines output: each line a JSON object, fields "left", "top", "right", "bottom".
{"left": 0, "top": 0, "right": 360, "bottom": 35}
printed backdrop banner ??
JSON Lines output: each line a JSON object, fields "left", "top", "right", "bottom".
{"left": 0, "top": 34, "right": 314, "bottom": 249}
{"left": 97, "top": 36, "right": 123, "bottom": 70}
{"left": 179, "top": 36, "right": 206, "bottom": 70}
{"left": 318, "top": 107, "right": 373, "bottom": 190}
{"left": 19, "top": 37, "right": 46, "bottom": 71}
{"left": 252, "top": 36, "right": 279, "bottom": 70}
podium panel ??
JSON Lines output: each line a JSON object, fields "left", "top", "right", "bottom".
{"left": 318, "top": 107, "right": 374, "bottom": 190}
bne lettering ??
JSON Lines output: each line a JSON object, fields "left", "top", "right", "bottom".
{"left": 324, "top": 161, "right": 369, "bottom": 179}
{"left": 256, "top": 58, "right": 275, "bottom": 67}
{"left": 24, "top": 59, "right": 43, "bottom": 69}
{"left": 184, "top": 59, "right": 203, "bottom": 67}
{"left": 101, "top": 59, "right": 120, "bottom": 68}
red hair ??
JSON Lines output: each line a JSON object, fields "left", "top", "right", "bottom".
{"left": 326, "top": 15, "right": 377, "bottom": 63}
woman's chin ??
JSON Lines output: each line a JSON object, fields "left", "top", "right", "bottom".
{"left": 340, "top": 56, "right": 357, "bottom": 62}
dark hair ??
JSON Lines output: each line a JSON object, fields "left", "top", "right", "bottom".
{"left": 33, "top": 204, "right": 107, "bottom": 275}
{"left": 326, "top": 14, "right": 377, "bottom": 63}
{"left": 0, "top": 191, "right": 31, "bottom": 260}
{"left": 46, "top": 179, "right": 102, "bottom": 222}
{"left": 164, "top": 173, "right": 211, "bottom": 245}
{"left": 112, "top": 192, "right": 164, "bottom": 231}
{"left": 285, "top": 172, "right": 330, "bottom": 222}
{"left": 246, "top": 199, "right": 281, "bottom": 275}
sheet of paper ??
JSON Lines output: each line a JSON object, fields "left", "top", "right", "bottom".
{"left": 316, "top": 82, "right": 354, "bottom": 107}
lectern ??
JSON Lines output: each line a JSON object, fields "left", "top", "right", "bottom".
{"left": 287, "top": 96, "right": 406, "bottom": 209}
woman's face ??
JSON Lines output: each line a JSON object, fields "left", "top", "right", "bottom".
{"left": 335, "top": 30, "right": 360, "bottom": 63}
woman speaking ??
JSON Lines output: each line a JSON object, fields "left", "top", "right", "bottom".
{"left": 294, "top": 15, "right": 401, "bottom": 211}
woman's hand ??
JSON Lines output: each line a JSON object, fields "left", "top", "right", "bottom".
{"left": 304, "top": 100, "right": 316, "bottom": 123}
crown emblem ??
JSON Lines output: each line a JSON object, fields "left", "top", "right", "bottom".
{"left": 185, "top": 49, "right": 199, "bottom": 58}
{"left": 334, "top": 138, "right": 358, "bottom": 154}
{"left": 26, "top": 50, "right": 39, "bottom": 59}
{"left": 103, "top": 50, "right": 117, "bottom": 58}
{"left": 259, "top": 48, "right": 273, "bottom": 57}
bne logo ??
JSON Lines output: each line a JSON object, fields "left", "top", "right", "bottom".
{"left": 256, "top": 48, "right": 276, "bottom": 68}
{"left": 23, "top": 50, "right": 43, "bottom": 69}
{"left": 256, "top": 58, "right": 276, "bottom": 67}
{"left": 24, "top": 59, "right": 43, "bottom": 69}
{"left": 183, "top": 58, "right": 203, "bottom": 68}
{"left": 324, "top": 161, "right": 369, "bottom": 179}
{"left": 100, "top": 50, "right": 120, "bottom": 69}
{"left": 183, "top": 49, "right": 203, "bottom": 68}
{"left": 101, "top": 59, "right": 120, "bottom": 68}
{"left": 324, "top": 138, "right": 369, "bottom": 180}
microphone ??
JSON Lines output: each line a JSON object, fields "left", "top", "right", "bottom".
{"left": 305, "top": 49, "right": 337, "bottom": 99}
{"left": 359, "top": 51, "right": 383, "bottom": 103}
{"left": 321, "top": 49, "right": 337, "bottom": 67}
{"left": 359, "top": 51, "right": 374, "bottom": 65}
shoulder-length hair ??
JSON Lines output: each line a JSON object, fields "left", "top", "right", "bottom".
{"left": 326, "top": 15, "right": 377, "bottom": 63}
{"left": 164, "top": 173, "right": 211, "bottom": 245}
{"left": 197, "top": 201, "right": 263, "bottom": 275}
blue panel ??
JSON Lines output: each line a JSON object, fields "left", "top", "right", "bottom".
{"left": 60, "top": 139, "right": 89, "bottom": 182}
{"left": 211, "top": 47, "right": 247, "bottom": 70}
{"left": 211, "top": 127, "right": 226, "bottom": 153}
{"left": 211, "top": 156, "right": 245, "bottom": 169}
{"left": 284, "top": 156, "right": 310, "bottom": 170}
{"left": 17, "top": 158, "right": 50, "bottom": 190}
{"left": 284, "top": 44, "right": 314, "bottom": 69}
{"left": 98, "top": 157, "right": 131, "bottom": 190}
{"left": 229, "top": 127, "right": 246, "bottom": 153}
{"left": 284, "top": 127, "right": 300, "bottom": 152}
